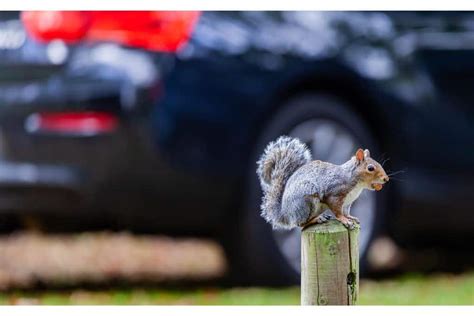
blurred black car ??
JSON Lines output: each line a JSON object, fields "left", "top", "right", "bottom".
{"left": 0, "top": 11, "right": 473, "bottom": 284}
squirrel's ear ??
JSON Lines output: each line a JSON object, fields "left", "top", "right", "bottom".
{"left": 364, "top": 149, "right": 371, "bottom": 158}
{"left": 355, "top": 148, "right": 365, "bottom": 162}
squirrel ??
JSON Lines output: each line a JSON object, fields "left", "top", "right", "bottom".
{"left": 256, "top": 136, "right": 389, "bottom": 230}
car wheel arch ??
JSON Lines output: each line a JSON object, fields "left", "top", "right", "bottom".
{"left": 249, "top": 69, "right": 388, "bottom": 159}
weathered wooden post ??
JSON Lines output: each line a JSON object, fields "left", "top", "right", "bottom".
{"left": 301, "top": 220, "right": 360, "bottom": 305}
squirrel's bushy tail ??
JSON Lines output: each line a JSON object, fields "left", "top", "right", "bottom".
{"left": 256, "top": 136, "right": 311, "bottom": 229}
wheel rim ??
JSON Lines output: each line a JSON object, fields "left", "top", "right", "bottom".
{"left": 271, "top": 119, "right": 376, "bottom": 274}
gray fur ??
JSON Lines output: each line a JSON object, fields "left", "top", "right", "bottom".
{"left": 256, "top": 136, "right": 311, "bottom": 229}
{"left": 279, "top": 158, "right": 360, "bottom": 229}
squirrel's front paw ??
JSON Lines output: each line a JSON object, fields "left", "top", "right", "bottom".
{"left": 347, "top": 215, "right": 360, "bottom": 224}
{"left": 345, "top": 220, "right": 356, "bottom": 230}
{"left": 336, "top": 215, "right": 355, "bottom": 229}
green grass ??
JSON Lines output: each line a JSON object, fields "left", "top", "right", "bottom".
{"left": 1, "top": 272, "right": 473, "bottom": 305}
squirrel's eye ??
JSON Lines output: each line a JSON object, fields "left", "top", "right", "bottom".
{"left": 367, "top": 164, "right": 375, "bottom": 172}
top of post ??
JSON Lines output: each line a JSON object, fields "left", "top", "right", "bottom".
{"left": 302, "top": 219, "right": 360, "bottom": 234}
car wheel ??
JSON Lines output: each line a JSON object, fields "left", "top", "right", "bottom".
{"left": 231, "top": 93, "right": 386, "bottom": 285}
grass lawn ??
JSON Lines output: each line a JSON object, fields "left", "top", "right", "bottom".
{"left": 1, "top": 272, "right": 473, "bottom": 305}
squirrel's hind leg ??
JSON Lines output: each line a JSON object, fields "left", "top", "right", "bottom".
{"left": 300, "top": 213, "right": 330, "bottom": 229}
{"left": 300, "top": 194, "right": 326, "bottom": 229}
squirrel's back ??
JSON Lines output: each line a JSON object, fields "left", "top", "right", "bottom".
{"left": 256, "top": 136, "right": 311, "bottom": 229}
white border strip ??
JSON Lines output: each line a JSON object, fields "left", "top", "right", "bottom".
{"left": 1, "top": 0, "right": 474, "bottom": 10}
{"left": 0, "top": 306, "right": 473, "bottom": 316}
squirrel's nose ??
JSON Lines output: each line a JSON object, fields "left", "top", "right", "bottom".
{"left": 382, "top": 176, "right": 389, "bottom": 183}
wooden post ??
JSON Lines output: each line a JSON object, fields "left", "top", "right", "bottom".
{"left": 301, "top": 219, "right": 360, "bottom": 305}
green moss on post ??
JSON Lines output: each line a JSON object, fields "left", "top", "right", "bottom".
{"left": 301, "top": 220, "right": 360, "bottom": 305}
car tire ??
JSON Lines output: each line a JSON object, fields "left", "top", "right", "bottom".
{"left": 228, "top": 93, "right": 387, "bottom": 285}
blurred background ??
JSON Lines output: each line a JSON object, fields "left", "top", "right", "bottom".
{"left": 0, "top": 11, "right": 472, "bottom": 304}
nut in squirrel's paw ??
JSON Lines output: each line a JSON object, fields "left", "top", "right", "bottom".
{"left": 257, "top": 136, "right": 389, "bottom": 230}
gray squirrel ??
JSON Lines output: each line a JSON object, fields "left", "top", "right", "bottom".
{"left": 257, "top": 136, "right": 389, "bottom": 230}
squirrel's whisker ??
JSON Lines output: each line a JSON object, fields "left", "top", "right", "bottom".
{"left": 387, "top": 170, "right": 405, "bottom": 177}
{"left": 388, "top": 177, "right": 405, "bottom": 182}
